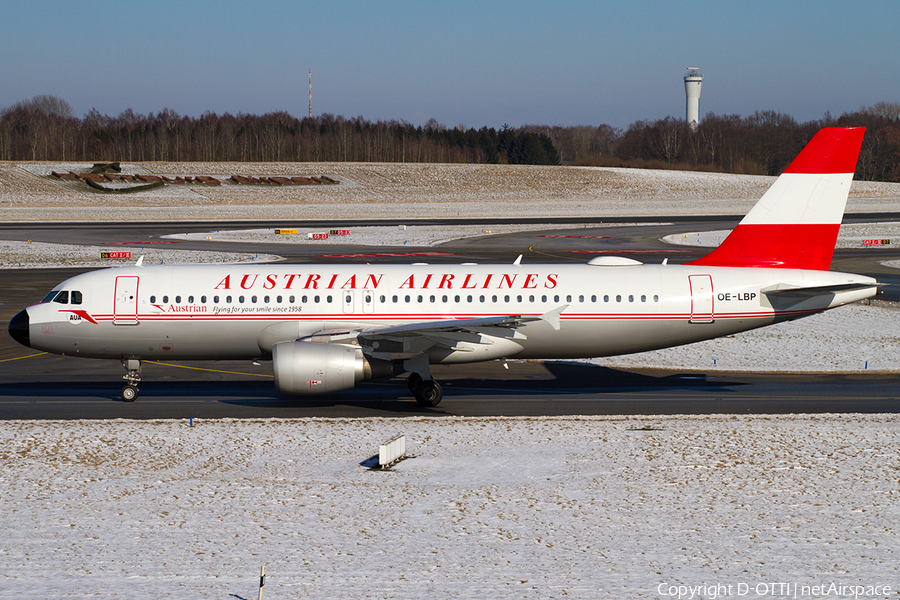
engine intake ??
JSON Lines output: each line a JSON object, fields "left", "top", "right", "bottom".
{"left": 272, "top": 341, "right": 392, "bottom": 395}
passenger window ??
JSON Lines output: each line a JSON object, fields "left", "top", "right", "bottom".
{"left": 578, "top": 295, "right": 584, "bottom": 303}
{"left": 314, "top": 296, "right": 320, "bottom": 303}
{"left": 429, "top": 295, "right": 436, "bottom": 303}
{"left": 277, "top": 295, "right": 283, "bottom": 303}
{"left": 604, "top": 295, "right": 609, "bottom": 302}
{"left": 629, "top": 295, "right": 634, "bottom": 302}
{"left": 238, "top": 296, "right": 244, "bottom": 304}
{"left": 150, "top": 295, "right": 156, "bottom": 303}
{"left": 616, "top": 295, "right": 621, "bottom": 302}
{"left": 201, "top": 296, "right": 207, "bottom": 303}
{"left": 289, "top": 295, "right": 295, "bottom": 303}
{"left": 251, "top": 296, "right": 258, "bottom": 304}
{"left": 187, "top": 295, "right": 194, "bottom": 303}
{"left": 326, "top": 295, "right": 332, "bottom": 303}
{"left": 379, "top": 295, "right": 385, "bottom": 303}
{"left": 163, "top": 295, "right": 169, "bottom": 303}
{"left": 554, "top": 295, "right": 560, "bottom": 302}
{"left": 417, "top": 295, "right": 423, "bottom": 303}
{"left": 71, "top": 291, "right": 83, "bottom": 305}
{"left": 405, "top": 295, "right": 411, "bottom": 303}
{"left": 517, "top": 295, "right": 522, "bottom": 302}
{"left": 213, "top": 295, "right": 220, "bottom": 303}
{"left": 641, "top": 295, "right": 646, "bottom": 302}
{"left": 302, "top": 295, "right": 308, "bottom": 303}
{"left": 175, "top": 296, "right": 182, "bottom": 303}
{"left": 529, "top": 295, "right": 535, "bottom": 302}
{"left": 591, "top": 295, "right": 597, "bottom": 302}
{"left": 654, "top": 295, "right": 659, "bottom": 302}
{"left": 479, "top": 295, "right": 485, "bottom": 303}
{"left": 393, "top": 295, "right": 399, "bottom": 303}
{"left": 467, "top": 295, "right": 473, "bottom": 303}
{"left": 454, "top": 295, "right": 460, "bottom": 303}
{"left": 53, "top": 291, "right": 69, "bottom": 304}
{"left": 541, "top": 295, "right": 547, "bottom": 302}
{"left": 226, "top": 295, "right": 232, "bottom": 303}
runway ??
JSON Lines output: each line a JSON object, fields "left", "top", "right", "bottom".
{"left": 2, "top": 216, "right": 899, "bottom": 419}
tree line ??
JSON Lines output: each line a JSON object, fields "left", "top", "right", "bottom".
{"left": 0, "top": 96, "right": 559, "bottom": 166}
{"left": 2, "top": 95, "right": 899, "bottom": 181}
{"left": 523, "top": 102, "right": 900, "bottom": 181}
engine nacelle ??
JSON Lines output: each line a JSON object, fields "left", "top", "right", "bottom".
{"left": 272, "top": 341, "right": 392, "bottom": 395}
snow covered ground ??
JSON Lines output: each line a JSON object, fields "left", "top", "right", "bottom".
{"left": 3, "top": 161, "right": 900, "bottom": 222}
{"left": 580, "top": 299, "right": 900, "bottom": 373}
{"left": 664, "top": 222, "right": 900, "bottom": 250}
{"left": 2, "top": 416, "right": 898, "bottom": 599}
{"left": 0, "top": 240, "right": 279, "bottom": 269}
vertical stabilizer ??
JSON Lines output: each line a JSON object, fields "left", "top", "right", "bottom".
{"left": 687, "top": 127, "right": 865, "bottom": 270}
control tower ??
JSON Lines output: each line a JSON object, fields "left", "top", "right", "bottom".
{"left": 684, "top": 67, "right": 703, "bottom": 131}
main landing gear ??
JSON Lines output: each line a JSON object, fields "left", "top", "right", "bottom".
{"left": 407, "top": 372, "right": 443, "bottom": 407}
{"left": 121, "top": 358, "right": 141, "bottom": 402}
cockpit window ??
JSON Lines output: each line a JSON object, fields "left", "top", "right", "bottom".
{"left": 52, "top": 291, "right": 69, "bottom": 304}
{"left": 42, "top": 291, "right": 58, "bottom": 302}
{"left": 71, "top": 291, "right": 83, "bottom": 305}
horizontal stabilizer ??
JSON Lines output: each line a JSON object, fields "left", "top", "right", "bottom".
{"left": 761, "top": 282, "right": 881, "bottom": 298}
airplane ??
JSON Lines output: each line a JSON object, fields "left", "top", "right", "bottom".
{"left": 7, "top": 127, "right": 880, "bottom": 406}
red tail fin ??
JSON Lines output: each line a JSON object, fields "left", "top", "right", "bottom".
{"left": 687, "top": 127, "right": 865, "bottom": 270}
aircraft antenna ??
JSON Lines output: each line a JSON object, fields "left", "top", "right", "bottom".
{"left": 309, "top": 69, "right": 312, "bottom": 119}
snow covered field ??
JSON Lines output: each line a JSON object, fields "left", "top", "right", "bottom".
{"left": 0, "top": 240, "right": 279, "bottom": 269}
{"left": 3, "top": 161, "right": 900, "bottom": 221}
{"left": 665, "top": 222, "right": 900, "bottom": 251}
{"left": 2, "top": 416, "right": 898, "bottom": 599}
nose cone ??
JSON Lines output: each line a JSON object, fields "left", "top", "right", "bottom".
{"left": 8, "top": 309, "right": 30, "bottom": 348}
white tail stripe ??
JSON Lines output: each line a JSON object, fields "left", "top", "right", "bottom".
{"left": 739, "top": 172, "right": 853, "bottom": 226}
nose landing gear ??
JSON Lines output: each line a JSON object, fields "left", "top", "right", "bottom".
{"left": 121, "top": 358, "right": 141, "bottom": 402}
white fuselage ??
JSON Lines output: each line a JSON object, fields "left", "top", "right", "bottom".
{"left": 23, "top": 260, "right": 877, "bottom": 363}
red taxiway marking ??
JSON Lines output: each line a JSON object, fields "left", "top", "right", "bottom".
{"left": 536, "top": 235, "right": 611, "bottom": 239}
{"left": 97, "top": 241, "right": 183, "bottom": 245}
{"left": 316, "top": 252, "right": 462, "bottom": 258}
{"left": 563, "top": 249, "right": 695, "bottom": 253}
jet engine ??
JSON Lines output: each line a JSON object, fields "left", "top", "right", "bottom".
{"left": 272, "top": 341, "right": 393, "bottom": 395}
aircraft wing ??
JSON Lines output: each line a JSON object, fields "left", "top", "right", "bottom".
{"left": 302, "top": 306, "right": 568, "bottom": 362}
{"left": 362, "top": 307, "right": 565, "bottom": 337}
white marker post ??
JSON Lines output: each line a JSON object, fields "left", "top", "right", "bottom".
{"left": 258, "top": 564, "right": 266, "bottom": 600}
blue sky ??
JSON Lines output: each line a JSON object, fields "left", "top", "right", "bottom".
{"left": 3, "top": 0, "right": 897, "bottom": 129}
